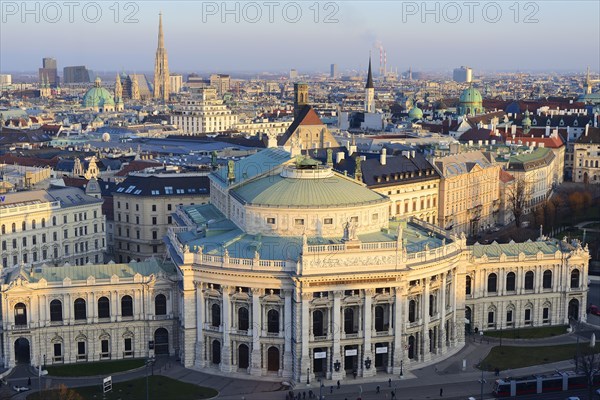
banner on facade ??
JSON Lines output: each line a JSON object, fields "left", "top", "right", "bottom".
{"left": 345, "top": 349, "right": 358, "bottom": 356}
{"left": 375, "top": 346, "right": 388, "bottom": 354}
{"left": 314, "top": 352, "right": 327, "bottom": 359}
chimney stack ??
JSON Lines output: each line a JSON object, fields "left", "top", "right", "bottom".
{"left": 585, "top": 123, "right": 590, "bottom": 136}
{"left": 511, "top": 125, "right": 516, "bottom": 134}
{"left": 380, "top": 148, "right": 387, "bottom": 165}
{"left": 336, "top": 151, "right": 345, "bottom": 164}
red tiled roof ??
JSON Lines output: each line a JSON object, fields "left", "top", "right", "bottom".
{"left": 0, "top": 154, "right": 56, "bottom": 168}
{"left": 298, "top": 107, "right": 324, "bottom": 126}
{"left": 499, "top": 169, "right": 514, "bottom": 183}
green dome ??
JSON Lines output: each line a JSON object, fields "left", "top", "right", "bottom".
{"left": 459, "top": 86, "right": 482, "bottom": 104}
{"left": 408, "top": 106, "right": 423, "bottom": 119}
{"left": 82, "top": 78, "right": 115, "bottom": 108}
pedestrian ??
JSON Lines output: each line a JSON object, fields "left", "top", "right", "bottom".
{"left": 440, "top": 387, "right": 443, "bottom": 397}
{"left": 27, "top": 377, "right": 31, "bottom": 386}
{"left": 376, "top": 385, "right": 380, "bottom": 393}
{"left": 308, "top": 389, "right": 313, "bottom": 399}
{"left": 391, "top": 390, "right": 396, "bottom": 399}
{"left": 303, "top": 391, "right": 306, "bottom": 399}
{"left": 337, "top": 380, "right": 341, "bottom": 389}
{"left": 353, "top": 370, "right": 357, "bottom": 379}
{"left": 388, "top": 378, "right": 392, "bottom": 387}
{"left": 330, "top": 385, "right": 333, "bottom": 394}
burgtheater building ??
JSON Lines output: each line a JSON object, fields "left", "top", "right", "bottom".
{"left": 165, "top": 146, "right": 590, "bottom": 383}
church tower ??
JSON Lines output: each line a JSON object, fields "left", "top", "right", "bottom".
{"left": 364, "top": 56, "right": 375, "bottom": 113}
{"left": 153, "top": 13, "right": 170, "bottom": 102}
{"left": 293, "top": 83, "right": 308, "bottom": 118}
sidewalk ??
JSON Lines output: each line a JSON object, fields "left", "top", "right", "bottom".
{"left": 6, "top": 328, "right": 600, "bottom": 400}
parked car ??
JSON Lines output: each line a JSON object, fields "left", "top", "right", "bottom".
{"left": 566, "top": 397, "right": 581, "bottom": 400}
{"left": 588, "top": 305, "right": 600, "bottom": 316}
{"left": 13, "top": 385, "right": 30, "bottom": 392}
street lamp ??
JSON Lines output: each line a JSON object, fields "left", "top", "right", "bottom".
{"left": 306, "top": 367, "right": 310, "bottom": 385}
{"left": 364, "top": 357, "right": 372, "bottom": 370}
{"left": 400, "top": 359, "right": 403, "bottom": 378}
{"left": 478, "top": 359, "right": 487, "bottom": 400}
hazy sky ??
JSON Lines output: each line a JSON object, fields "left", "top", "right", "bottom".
{"left": 1, "top": 1, "right": 599, "bottom": 74}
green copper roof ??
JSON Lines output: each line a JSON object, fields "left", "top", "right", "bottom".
{"left": 231, "top": 172, "right": 388, "bottom": 208}
{"left": 459, "top": 86, "right": 482, "bottom": 104}
{"left": 211, "top": 148, "right": 291, "bottom": 188}
{"left": 408, "top": 106, "right": 423, "bottom": 119}
{"left": 82, "top": 78, "right": 115, "bottom": 108}
{"left": 8, "top": 258, "right": 176, "bottom": 284}
{"left": 470, "top": 239, "right": 564, "bottom": 258}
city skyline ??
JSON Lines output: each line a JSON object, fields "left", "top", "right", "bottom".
{"left": 1, "top": 1, "right": 599, "bottom": 74}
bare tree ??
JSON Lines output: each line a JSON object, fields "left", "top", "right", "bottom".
{"left": 507, "top": 178, "right": 531, "bottom": 228}
{"left": 576, "top": 344, "right": 600, "bottom": 400}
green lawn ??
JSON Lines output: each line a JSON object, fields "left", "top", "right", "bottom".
{"left": 46, "top": 359, "right": 146, "bottom": 377}
{"left": 28, "top": 375, "right": 218, "bottom": 400}
{"left": 483, "top": 325, "right": 569, "bottom": 339}
{"left": 480, "top": 343, "right": 600, "bottom": 371}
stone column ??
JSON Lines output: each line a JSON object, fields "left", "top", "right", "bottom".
{"left": 220, "top": 285, "right": 233, "bottom": 372}
{"left": 300, "top": 292, "right": 311, "bottom": 383}
{"left": 250, "top": 288, "right": 263, "bottom": 376}
{"left": 282, "top": 289, "right": 293, "bottom": 379}
{"left": 362, "top": 289, "right": 375, "bottom": 377}
{"left": 331, "top": 290, "right": 344, "bottom": 381}
{"left": 439, "top": 274, "right": 447, "bottom": 353}
{"left": 195, "top": 283, "right": 205, "bottom": 367}
{"left": 392, "top": 286, "right": 404, "bottom": 374}
{"left": 422, "top": 277, "right": 430, "bottom": 361}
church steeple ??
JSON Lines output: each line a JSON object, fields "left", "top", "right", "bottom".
{"left": 364, "top": 55, "right": 375, "bottom": 113}
{"left": 153, "top": 12, "right": 170, "bottom": 102}
{"left": 365, "top": 55, "right": 374, "bottom": 89}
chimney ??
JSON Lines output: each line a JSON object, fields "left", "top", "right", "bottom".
{"left": 491, "top": 139, "right": 496, "bottom": 145}
{"left": 545, "top": 125, "right": 550, "bottom": 137}
{"left": 585, "top": 123, "right": 589, "bottom": 136}
{"left": 336, "top": 151, "right": 345, "bottom": 164}
{"left": 380, "top": 148, "right": 387, "bottom": 165}
{"left": 411, "top": 150, "right": 416, "bottom": 158}
{"left": 511, "top": 125, "right": 516, "bottom": 135}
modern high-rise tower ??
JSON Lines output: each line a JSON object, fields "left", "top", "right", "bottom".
{"left": 364, "top": 57, "right": 375, "bottom": 113}
{"left": 153, "top": 13, "right": 170, "bottom": 102}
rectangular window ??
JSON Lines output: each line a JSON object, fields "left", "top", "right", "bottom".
{"left": 125, "top": 338, "right": 132, "bottom": 353}
{"left": 324, "top": 218, "right": 333, "bottom": 224}
{"left": 54, "top": 343, "right": 62, "bottom": 358}
{"left": 487, "top": 311, "right": 494, "bottom": 326}
{"left": 101, "top": 339, "right": 109, "bottom": 358}
{"left": 77, "top": 342, "right": 86, "bottom": 360}
{"left": 267, "top": 217, "right": 276, "bottom": 224}
{"left": 152, "top": 217, "right": 157, "bottom": 225}
{"left": 152, "top": 231, "right": 158, "bottom": 239}
{"left": 294, "top": 219, "right": 304, "bottom": 226}
{"left": 525, "top": 309, "right": 531, "bottom": 324}
{"left": 167, "top": 204, "right": 172, "bottom": 211}
{"left": 22, "top": 237, "right": 27, "bottom": 246}
{"left": 152, "top": 205, "right": 157, "bottom": 212}
{"left": 542, "top": 307, "right": 549, "bottom": 323}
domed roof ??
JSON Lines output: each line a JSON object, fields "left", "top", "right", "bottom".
{"left": 232, "top": 164, "right": 387, "bottom": 208}
{"left": 459, "top": 86, "right": 482, "bottom": 104}
{"left": 408, "top": 106, "right": 423, "bottom": 119}
{"left": 82, "top": 78, "right": 115, "bottom": 108}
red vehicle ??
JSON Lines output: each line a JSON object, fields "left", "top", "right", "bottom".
{"left": 588, "top": 305, "right": 600, "bottom": 316}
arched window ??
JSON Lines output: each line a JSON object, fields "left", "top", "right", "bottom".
{"left": 14, "top": 303, "right": 27, "bottom": 325}
{"left": 267, "top": 309, "right": 280, "bottom": 333}
{"left": 543, "top": 270, "right": 552, "bottom": 289}
{"left": 98, "top": 296, "right": 110, "bottom": 319}
{"left": 211, "top": 304, "right": 221, "bottom": 327}
{"left": 50, "top": 299, "right": 63, "bottom": 322}
{"left": 344, "top": 308, "right": 355, "bottom": 334}
{"left": 312, "top": 310, "right": 324, "bottom": 336}
{"left": 487, "top": 273, "right": 497, "bottom": 293}
{"left": 465, "top": 276, "right": 472, "bottom": 295}
{"left": 571, "top": 269, "right": 580, "bottom": 289}
{"left": 524, "top": 271, "right": 534, "bottom": 290}
{"left": 154, "top": 294, "right": 167, "bottom": 315}
{"left": 12, "top": 223, "right": 16, "bottom": 233}
{"left": 238, "top": 307, "right": 249, "bottom": 331}
{"left": 375, "top": 306, "right": 385, "bottom": 332}
{"left": 74, "top": 298, "right": 86, "bottom": 320}
{"left": 121, "top": 295, "right": 133, "bottom": 317}
{"left": 31, "top": 219, "right": 36, "bottom": 229}
{"left": 506, "top": 272, "right": 516, "bottom": 291}
{"left": 212, "top": 340, "right": 221, "bottom": 364}
{"left": 22, "top": 221, "right": 26, "bottom": 231}
{"left": 41, "top": 218, "right": 46, "bottom": 228}
{"left": 408, "top": 300, "right": 416, "bottom": 323}
{"left": 1, "top": 225, "right": 4, "bottom": 234}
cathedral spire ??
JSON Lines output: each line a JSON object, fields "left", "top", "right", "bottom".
{"left": 158, "top": 12, "right": 164, "bottom": 49}
{"left": 366, "top": 55, "right": 374, "bottom": 89}
{"left": 153, "top": 12, "right": 170, "bottom": 102}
